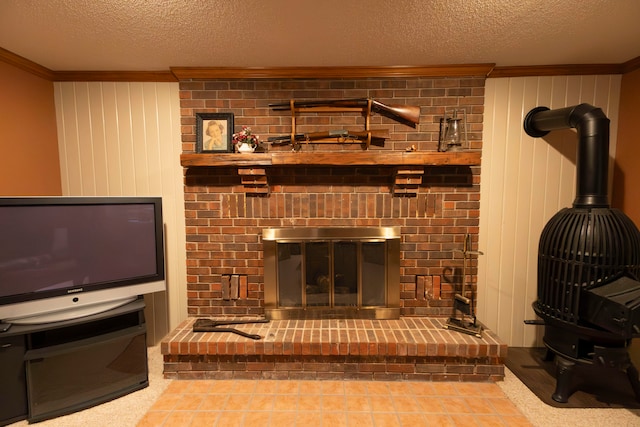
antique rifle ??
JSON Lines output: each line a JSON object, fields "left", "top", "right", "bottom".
{"left": 267, "top": 129, "right": 387, "bottom": 147}
{"left": 268, "top": 128, "right": 388, "bottom": 142}
{"left": 269, "top": 98, "right": 420, "bottom": 127}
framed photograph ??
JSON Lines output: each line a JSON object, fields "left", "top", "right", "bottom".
{"left": 196, "top": 113, "right": 234, "bottom": 153}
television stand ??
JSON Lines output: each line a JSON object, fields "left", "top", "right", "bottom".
{"left": 0, "top": 297, "right": 147, "bottom": 425}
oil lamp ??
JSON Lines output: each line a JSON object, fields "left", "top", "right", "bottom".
{"left": 439, "top": 108, "right": 468, "bottom": 152}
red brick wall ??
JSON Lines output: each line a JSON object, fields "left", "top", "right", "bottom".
{"left": 180, "top": 76, "right": 484, "bottom": 318}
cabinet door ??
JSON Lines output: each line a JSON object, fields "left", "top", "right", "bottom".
{"left": 0, "top": 334, "right": 28, "bottom": 425}
{"left": 25, "top": 327, "right": 148, "bottom": 423}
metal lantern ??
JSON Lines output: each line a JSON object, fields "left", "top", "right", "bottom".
{"left": 439, "top": 108, "right": 468, "bottom": 152}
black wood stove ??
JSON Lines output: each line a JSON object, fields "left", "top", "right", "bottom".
{"left": 523, "top": 103, "right": 640, "bottom": 403}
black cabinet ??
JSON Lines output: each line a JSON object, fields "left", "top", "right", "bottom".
{"left": 0, "top": 298, "right": 147, "bottom": 425}
{"left": 0, "top": 334, "right": 28, "bottom": 426}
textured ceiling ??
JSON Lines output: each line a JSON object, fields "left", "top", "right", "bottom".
{"left": 0, "top": 0, "right": 639, "bottom": 71}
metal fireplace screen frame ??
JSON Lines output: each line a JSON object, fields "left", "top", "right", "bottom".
{"left": 262, "top": 227, "right": 400, "bottom": 320}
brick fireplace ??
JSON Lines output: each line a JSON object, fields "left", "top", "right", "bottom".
{"left": 180, "top": 75, "right": 484, "bottom": 317}
{"left": 162, "top": 71, "right": 507, "bottom": 381}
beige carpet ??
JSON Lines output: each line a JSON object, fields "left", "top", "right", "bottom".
{"left": 499, "top": 366, "right": 640, "bottom": 427}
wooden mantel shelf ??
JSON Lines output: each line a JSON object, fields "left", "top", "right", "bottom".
{"left": 180, "top": 151, "right": 481, "bottom": 195}
{"left": 180, "top": 151, "right": 481, "bottom": 167}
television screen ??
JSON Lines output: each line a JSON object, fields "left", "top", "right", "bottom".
{"left": 0, "top": 197, "right": 165, "bottom": 324}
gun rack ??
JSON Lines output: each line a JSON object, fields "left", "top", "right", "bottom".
{"left": 286, "top": 99, "right": 380, "bottom": 149}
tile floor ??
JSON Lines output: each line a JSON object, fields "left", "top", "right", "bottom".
{"left": 137, "top": 379, "right": 532, "bottom": 426}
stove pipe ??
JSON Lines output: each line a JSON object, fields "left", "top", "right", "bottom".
{"left": 523, "top": 103, "right": 609, "bottom": 208}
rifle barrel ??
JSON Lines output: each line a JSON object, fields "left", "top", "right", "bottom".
{"left": 269, "top": 98, "right": 419, "bottom": 126}
{"left": 267, "top": 129, "right": 389, "bottom": 143}
{"left": 268, "top": 99, "right": 367, "bottom": 109}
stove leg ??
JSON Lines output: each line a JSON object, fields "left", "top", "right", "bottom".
{"left": 544, "top": 348, "right": 555, "bottom": 362}
{"left": 552, "top": 356, "right": 575, "bottom": 403}
{"left": 626, "top": 362, "right": 640, "bottom": 402}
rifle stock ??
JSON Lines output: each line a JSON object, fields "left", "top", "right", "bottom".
{"left": 269, "top": 98, "right": 420, "bottom": 127}
{"left": 371, "top": 100, "right": 420, "bottom": 127}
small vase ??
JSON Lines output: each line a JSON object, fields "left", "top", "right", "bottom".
{"left": 237, "top": 143, "right": 255, "bottom": 153}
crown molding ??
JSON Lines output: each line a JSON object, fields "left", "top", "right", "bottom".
{"left": 170, "top": 64, "right": 496, "bottom": 80}
{"left": 621, "top": 56, "right": 640, "bottom": 74}
{"left": 488, "top": 63, "right": 624, "bottom": 78}
{"left": 52, "top": 70, "right": 177, "bottom": 82}
{"left": 0, "top": 47, "right": 55, "bottom": 80}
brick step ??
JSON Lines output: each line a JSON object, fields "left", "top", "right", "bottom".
{"left": 161, "top": 317, "right": 507, "bottom": 382}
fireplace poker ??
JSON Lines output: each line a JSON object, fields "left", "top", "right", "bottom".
{"left": 192, "top": 318, "right": 270, "bottom": 340}
{"left": 445, "top": 234, "right": 484, "bottom": 338}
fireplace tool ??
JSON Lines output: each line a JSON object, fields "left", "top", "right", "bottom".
{"left": 192, "top": 318, "right": 270, "bottom": 340}
{"left": 445, "top": 234, "right": 484, "bottom": 338}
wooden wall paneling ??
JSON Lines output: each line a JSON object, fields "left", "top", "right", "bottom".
{"left": 101, "top": 83, "right": 125, "bottom": 194}
{"left": 86, "top": 83, "right": 110, "bottom": 195}
{"left": 54, "top": 82, "right": 186, "bottom": 343}
{"left": 55, "top": 83, "right": 81, "bottom": 194}
{"left": 147, "top": 82, "right": 187, "bottom": 342}
{"left": 128, "top": 83, "right": 148, "bottom": 195}
{"left": 597, "top": 76, "right": 622, "bottom": 197}
{"left": 510, "top": 78, "right": 535, "bottom": 346}
{"left": 141, "top": 83, "right": 163, "bottom": 194}
{"left": 114, "top": 83, "right": 137, "bottom": 195}
{"left": 476, "top": 77, "right": 506, "bottom": 334}
{"left": 77, "top": 83, "right": 93, "bottom": 193}
{"left": 522, "top": 77, "right": 548, "bottom": 346}
{"left": 479, "top": 75, "right": 621, "bottom": 347}
{"left": 496, "top": 77, "right": 524, "bottom": 344}
{"left": 156, "top": 82, "right": 188, "bottom": 333}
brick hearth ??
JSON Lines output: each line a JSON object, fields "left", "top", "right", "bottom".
{"left": 161, "top": 317, "right": 506, "bottom": 382}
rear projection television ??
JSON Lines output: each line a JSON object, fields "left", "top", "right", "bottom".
{"left": 0, "top": 197, "right": 165, "bottom": 325}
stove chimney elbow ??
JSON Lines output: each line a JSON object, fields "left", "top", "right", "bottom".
{"left": 523, "top": 103, "right": 610, "bottom": 208}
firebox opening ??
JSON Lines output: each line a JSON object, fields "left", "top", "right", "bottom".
{"left": 263, "top": 227, "right": 400, "bottom": 320}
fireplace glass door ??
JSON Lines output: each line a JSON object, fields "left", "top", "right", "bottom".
{"left": 264, "top": 227, "right": 400, "bottom": 319}
{"left": 277, "top": 241, "right": 385, "bottom": 310}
